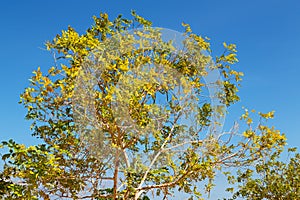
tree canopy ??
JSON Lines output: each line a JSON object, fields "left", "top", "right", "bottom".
{"left": 0, "top": 11, "right": 287, "bottom": 200}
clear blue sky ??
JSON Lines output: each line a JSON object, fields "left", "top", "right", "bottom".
{"left": 0, "top": 0, "right": 299, "bottom": 199}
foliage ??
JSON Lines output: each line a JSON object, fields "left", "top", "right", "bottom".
{"left": 0, "top": 11, "right": 286, "bottom": 199}
{"left": 227, "top": 148, "right": 300, "bottom": 200}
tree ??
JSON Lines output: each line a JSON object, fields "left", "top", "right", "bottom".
{"left": 0, "top": 11, "right": 286, "bottom": 199}
{"left": 227, "top": 148, "right": 300, "bottom": 200}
